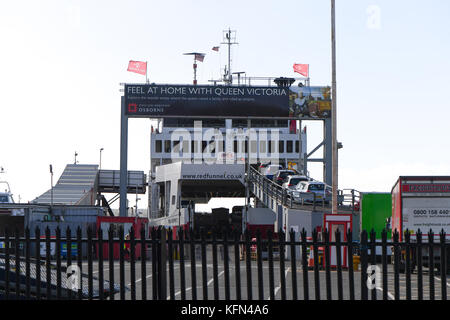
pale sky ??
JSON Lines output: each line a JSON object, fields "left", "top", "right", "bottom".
{"left": 1, "top": 0, "right": 450, "bottom": 210}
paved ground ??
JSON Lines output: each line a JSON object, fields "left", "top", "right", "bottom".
{"left": 74, "top": 249, "right": 449, "bottom": 301}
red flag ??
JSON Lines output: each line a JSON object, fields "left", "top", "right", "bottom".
{"left": 212, "top": 46, "right": 219, "bottom": 52}
{"left": 195, "top": 54, "right": 205, "bottom": 62}
{"left": 127, "top": 60, "right": 147, "bottom": 75}
{"left": 293, "top": 64, "right": 309, "bottom": 77}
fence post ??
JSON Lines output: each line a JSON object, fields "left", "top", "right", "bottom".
{"left": 428, "top": 229, "right": 435, "bottom": 301}
{"left": 55, "top": 227, "right": 61, "bottom": 300}
{"left": 381, "top": 228, "right": 388, "bottom": 301}
{"left": 335, "top": 227, "right": 343, "bottom": 301}
{"left": 234, "top": 229, "right": 242, "bottom": 300}
{"left": 405, "top": 229, "right": 411, "bottom": 300}
{"left": 289, "top": 228, "right": 297, "bottom": 301}
{"left": 167, "top": 228, "right": 175, "bottom": 301}
{"left": 416, "top": 229, "right": 423, "bottom": 301}
{"left": 324, "top": 228, "right": 332, "bottom": 301}
{"left": 360, "top": 230, "right": 368, "bottom": 300}
{"left": 25, "top": 227, "right": 31, "bottom": 300}
{"left": 14, "top": 228, "right": 20, "bottom": 300}
{"left": 119, "top": 225, "right": 125, "bottom": 300}
{"left": 159, "top": 227, "right": 167, "bottom": 300}
{"left": 300, "top": 229, "right": 309, "bottom": 301}
{"left": 87, "top": 226, "right": 93, "bottom": 300}
{"left": 108, "top": 226, "right": 115, "bottom": 301}
{"left": 370, "top": 229, "right": 377, "bottom": 301}
{"left": 45, "top": 226, "right": 51, "bottom": 300}
{"left": 140, "top": 224, "right": 147, "bottom": 301}
{"left": 223, "top": 228, "right": 230, "bottom": 300}
{"left": 178, "top": 228, "right": 185, "bottom": 300}
{"left": 130, "top": 226, "right": 136, "bottom": 301}
{"left": 66, "top": 227, "right": 72, "bottom": 300}
{"left": 393, "top": 230, "right": 400, "bottom": 300}
{"left": 98, "top": 227, "right": 104, "bottom": 301}
{"left": 439, "top": 229, "right": 447, "bottom": 300}
{"left": 312, "top": 228, "right": 320, "bottom": 300}
{"left": 245, "top": 229, "right": 252, "bottom": 300}
{"left": 256, "top": 229, "right": 264, "bottom": 300}
{"left": 347, "top": 229, "right": 354, "bottom": 300}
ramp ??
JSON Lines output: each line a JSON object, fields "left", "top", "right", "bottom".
{"left": 33, "top": 164, "right": 99, "bottom": 205}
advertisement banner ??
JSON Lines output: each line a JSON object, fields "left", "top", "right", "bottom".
{"left": 124, "top": 84, "right": 331, "bottom": 119}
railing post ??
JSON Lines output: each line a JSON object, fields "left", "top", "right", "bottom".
{"left": 428, "top": 229, "right": 435, "bottom": 301}
{"left": 381, "top": 228, "right": 388, "bottom": 301}
{"left": 416, "top": 229, "right": 423, "bottom": 301}
{"left": 393, "top": 230, "right": 400, "bottom": 300}
{"left": 158, "top": 227, "right": 167, "bottom": 300}
{"left": 140, "top": 224, "right": 147, "bottom": 301}
{"left": 405, "top": 229, "right": 411, "bottom": 300}
{"left": 439, "top": 229, "right": 447, "bottom": 300}
{"left": 300, "top": 229, "right": 309, "bottom": 301}
{"left": 360, "top": 230, "right": 368, "bottom": 300}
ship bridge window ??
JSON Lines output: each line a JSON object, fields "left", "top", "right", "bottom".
{"left": 279, "top": 141, "right": 284, "bottom": 153}
{"left": 287, "top": 141, "right": 293, "bottom": 153}
{"left": 295, "top": 141, "right": 299, "bottom": 153}
{"left": 260, "top": 141, "right": 266, "bottom": 153}
{"left": 0, "top": 195, "right": 8, "bottom": 203}
{"left": 165, "top": 140, "right": 171, "bottom": 153}
{"left": 250, "top": 141, "right": 257, "bottom": 153}
{"left": 155, "top": 140, "right": 162, "bottom": 153}
{"left": 182, "top": 140, "right": 189, "bottom": 153}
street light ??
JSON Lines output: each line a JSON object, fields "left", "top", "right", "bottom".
{"left": 100, "top": 148, "right": 104, "bottom": 170}
{"left": 331, "top": 0, "right": 338, "bottom": 214}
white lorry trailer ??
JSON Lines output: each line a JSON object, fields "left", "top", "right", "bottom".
{"left": 391, "top": 176, "right": 450, "bottom": 273}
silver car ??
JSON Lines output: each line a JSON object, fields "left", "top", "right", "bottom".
{"left": 292, "top": 181, "right": 332, "bottom": 204}
{"left": 282, "top": 175, "right": 310, "bottom": 191}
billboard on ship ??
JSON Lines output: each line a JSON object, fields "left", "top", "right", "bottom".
{"left": 124, "top": 84, "right": 331, "bottom": 119}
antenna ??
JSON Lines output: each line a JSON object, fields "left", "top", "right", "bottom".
{"left": 221, "top": 28, "right": 238, "bottom": 85}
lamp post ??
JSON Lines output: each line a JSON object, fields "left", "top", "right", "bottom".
{"left": 99, "top": 148, "right": 104, "bottom": 170}
{"left": 331, "top": 0, "right": 338, "bottom": 214}
{"left": 74, "top": 152, "right": 78, "bottom": 165}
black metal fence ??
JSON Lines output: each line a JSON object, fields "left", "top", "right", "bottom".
{"left": 0, "top": 226, "right": 448, "bottom": 300}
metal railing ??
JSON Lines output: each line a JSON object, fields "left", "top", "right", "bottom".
{"left": 0, "top": 226, "right": 448, "bottom": 300}
{"left": 248, "top": 167, "right": 359, "bottom": 212}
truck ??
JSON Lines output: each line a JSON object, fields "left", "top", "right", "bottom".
{"left": 391, "top": 176, "right": 450, "bottom": 273}
{"left": 360, "top": 192, "right": 392, "bottom": 259}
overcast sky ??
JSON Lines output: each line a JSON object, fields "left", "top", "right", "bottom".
{"left": 1, "top": 0, "right": 450, "bottom": 210}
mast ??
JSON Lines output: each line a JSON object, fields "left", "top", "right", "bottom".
{"left": 221, "top": 28, "right": 238, "bottom": 85}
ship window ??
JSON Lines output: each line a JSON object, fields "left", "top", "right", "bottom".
{"left": 172, "top": 195, "right": 176, "bottom": 205}
{"left": 295, "top": 141, "right": 299, "bottom": 153}
{"left": 182, "top": 140, "right": 189, "bottom": 153}
{"left": 287, "top": 141, "right": 293, "bottom": 153}
{"left": 279, "top": 141, "right": 284, "bottom": 153}
{"left": 260, "top": 141, "right": 266, "bottom": 153}
{"left": 250, "top": 141, "right": 257, "bottom": 153}
{"left": 165, "top": 140, "right": 171, "bottom": 153}
{"left": 155, "top": 140, "right": 162, "bottom": 153}
{"left": 202, "top": 141, "right": 207, "bottom": 152}
{"left": 0, "top": 195, "right": 8, "bottom": 203}
{"left": 217, "top": 140, "right": 224, "bottom": 153}
{"left": 234, "top": 140, "right": 238, "bottom": 153}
